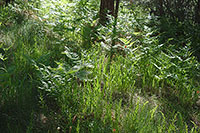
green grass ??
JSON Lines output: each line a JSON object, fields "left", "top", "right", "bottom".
{"left": 0, "top": 0, "right": 200, "bottom": 132}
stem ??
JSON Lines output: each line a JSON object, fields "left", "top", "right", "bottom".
{"left": 110, "top": 0, "right": 120, "bottom": 63}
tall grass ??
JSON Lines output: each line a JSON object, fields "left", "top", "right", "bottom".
{"left": 0, "top": 0, "right": 200, "bottom": 132}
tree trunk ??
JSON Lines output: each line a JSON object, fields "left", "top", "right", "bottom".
{"left": 158, "top": 0, "right": 164, "bottom": 17}
{"left": 99, "top": 0, "right": 115, "bottom": 25}
{"left": 114, "top": 0, "right": 120, "bottom": 19}
{"left": 195, "top": 0, "right": 200, "bottom": 24}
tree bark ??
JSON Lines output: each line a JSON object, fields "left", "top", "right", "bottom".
{"left": 99, "top": 0, "right": 115, "bottom": 25}
{"left": 195, "top": 0, "right": 200, "bottom": 24}
{"left": 158, "top": 0, "right": 164, "bottom": 17}
{"left": 114, "top": 0, "right": 120, "bottom": 19}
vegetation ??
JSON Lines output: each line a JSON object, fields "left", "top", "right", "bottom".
{"left": 0, "top": 0, "right": 200, "bottom": 132}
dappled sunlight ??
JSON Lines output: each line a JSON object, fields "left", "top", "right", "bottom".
{"left": 0, "top": 0, "right": 200, "bottom": 132}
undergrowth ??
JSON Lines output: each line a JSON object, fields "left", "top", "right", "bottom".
{"left": 0, "top": 0, "right": 200, "bottom": 132}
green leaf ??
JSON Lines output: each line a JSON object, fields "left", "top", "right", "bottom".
{"left": 62, "top": 47, "right": 79, "bottom": 60}
{"left": 150, "top": 106, "right": 158, "bottom": 119}
{"left": 119, "top": 38, "right": 131, "bottom": 45}
{"left": 0, "top": 53, "right": 6, "bottom": 61}
{"left": 133, "top": 32, "right": 141, "bottom": 36}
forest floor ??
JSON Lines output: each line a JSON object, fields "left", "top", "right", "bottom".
{"left": 0, "top": 0, "right": 200, "bottom": 132}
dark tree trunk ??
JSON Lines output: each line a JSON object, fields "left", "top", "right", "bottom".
{"left": 195, "top": 0, "right": 200, "bottom": 24}
{"left": 158, "top": 0, "right": 164, "bottom": 17}
{"left": 114, "top": 0, "right": 120, "bottom": 19}
{"left": 99, "top": 0, "right": 115, "bottom": 24}
{"left": 5, "top": 0, "right": 12, "bottom": 5}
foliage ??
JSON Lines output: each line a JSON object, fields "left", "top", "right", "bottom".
{"left": 133, "top": 0, "right": 198, "bottom": 21}
{"left": 0, "top": 0, "right": 200, "bottom": 132}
